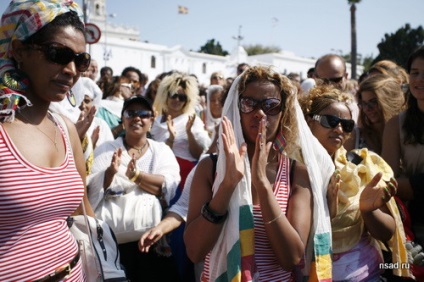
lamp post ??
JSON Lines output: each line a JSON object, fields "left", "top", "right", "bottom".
{"left": 103, "top": 13, "right": 116, "bottom": 67}
{"left": 232, "top": 25, "right": 244, "bottom": 64}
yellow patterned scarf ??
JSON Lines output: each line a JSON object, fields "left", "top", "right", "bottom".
{"left": 333, "top": 147, "right": 412, "bottom": 278}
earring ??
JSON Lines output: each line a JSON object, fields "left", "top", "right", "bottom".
{"left": 67, "top": 90, "right": 76, "bottom": 107}
{"left": 1, "top": 70, "right": 29, "bottom": 92}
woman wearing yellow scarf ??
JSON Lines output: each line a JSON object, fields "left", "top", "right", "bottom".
{"left": 300, "top": 85, "right": 412, "bottom": 281}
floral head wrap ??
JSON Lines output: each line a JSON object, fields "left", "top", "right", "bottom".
{"left": 0, "top": 0, "right": 83, "bottom": 122}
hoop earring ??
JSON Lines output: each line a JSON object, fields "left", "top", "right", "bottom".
{"left": 67, "top": 90, "right": 76, "bottom": 107}
{"left": 1, "top": 70, "right": 29, "bottom": 92}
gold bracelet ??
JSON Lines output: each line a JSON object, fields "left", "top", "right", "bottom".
{"left": 264, "top": 211, "right": 283, "bottom": 225}
{"left": 129, "top": 169, "right": 140, "bottom": 182}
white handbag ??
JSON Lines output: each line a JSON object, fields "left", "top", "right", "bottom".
{"left": 99, "top": 186, "right": 163, "bottom": 244}
{"left": 69, "top": 215, "right": 128, "bottom": 282}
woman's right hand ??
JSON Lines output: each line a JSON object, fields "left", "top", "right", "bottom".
{"left": 138, "top": 226, "right": 164, "bottom": 253}
{"left": 327, "top": 170, "right": 340, "bottom": 218}
{"left": 166, "top": 115, "right": 176, "bottom": 140}
{"left": 76, "top": 106, "right": 96, "bottom": 140}
{"left": 221, "top": 116, "right": 247, "bottom": 186}
{"left": 108, "top": 147, "right": 122, "bottom": 175}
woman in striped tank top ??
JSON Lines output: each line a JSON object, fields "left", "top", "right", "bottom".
{"left": 184, "top": 66, "right": 334, "bottom": 281}
{"left": 0, "top": 1, "right": 94, "bottom": 281}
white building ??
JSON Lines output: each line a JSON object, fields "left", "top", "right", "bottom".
{"left": 86, "top": 0, "right": 362, "bottom": 85}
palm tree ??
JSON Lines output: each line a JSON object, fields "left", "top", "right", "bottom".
{"left": 348, "top": 0, "right": 361, "bottom": 79}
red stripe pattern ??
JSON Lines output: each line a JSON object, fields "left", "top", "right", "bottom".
{"left": 0, "top": 124, "right": 84, "bottom": 281}
{"left": 252, "top": 155, "right": 292, "bottom": 281}
{"left": 202, "top": 156, "right": 292, "bottom": 281}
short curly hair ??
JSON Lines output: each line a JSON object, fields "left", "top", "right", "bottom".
{"left": 299, "top": 84, "right": 353, "bottom": 118}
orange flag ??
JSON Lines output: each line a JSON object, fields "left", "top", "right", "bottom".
{"left": 178, "top": 5, "right": 188, "bottom": 14}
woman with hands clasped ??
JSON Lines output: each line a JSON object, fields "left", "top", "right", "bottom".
{"left": 151, "top": 72, "right": 210, "bottom": 188}
{"left": 184, "top": 66, "right": 335, "bottom": 281}
{"left": 88, "top": 96, "right": 181, "bottom": 281}
{"left": 299, "top": 85, "right": 411, "bottom": 281}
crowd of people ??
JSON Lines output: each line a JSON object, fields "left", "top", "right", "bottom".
{"left": 1, "top": 1, "right": 424, "bottom": 282}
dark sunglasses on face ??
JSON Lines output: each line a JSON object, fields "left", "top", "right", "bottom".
{"left": 320, "top": 76, "right": 344, "bottom": 84}
{"left": 358, "top": 98, "right": 378, "bottom": 110}
{"left": 312, "top": 114, "right": 355, "bottom": 133}
{"left": 238, "top": 96, "right": 282, "bottom": 116}
{"left": 123, "top": 110, "right": 153, "bottom": 119}
{"left": 28, "top": 42, "right": 91, "bottom": 72}
{"left": 168, "top": 93, "right": 188, "bottom": 102}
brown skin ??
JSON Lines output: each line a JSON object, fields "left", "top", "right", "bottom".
{"left": 104, "top": 103, "right": 164, "bottom": 196}
{"left": 6, "top": 26, "right": 94, "bottom": 216}
{"left": 308, "top": 102, "right": 395, "bottom": 242}
{"left": 184, "top": 81, "right": 312, "bottom": 271}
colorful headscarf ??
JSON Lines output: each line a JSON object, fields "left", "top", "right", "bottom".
{"left": 0, "top": 0, "right": 83, "bottom": 122}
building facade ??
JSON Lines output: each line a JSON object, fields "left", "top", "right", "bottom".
{"left": 86, "top": 0, "right": 362, "bottom": 85}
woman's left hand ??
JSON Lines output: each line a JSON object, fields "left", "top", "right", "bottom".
{"left": 360, "top": 172, "right": 397, "bottom": 212}
{"left": 251, "top": 116, "right": 272, "bottom": 189}
{"left": 125, "top": 154, "right": 137, "bottom": 180}
{"left": 186, "top": 113, "right": 196, "bottom": 132}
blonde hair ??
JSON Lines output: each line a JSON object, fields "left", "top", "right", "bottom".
{"left": 357, "top": 74, "right": 405, "bottom": 152}
{"left": 368, "top": 60, "right": 409, "bottom": 85}
{"left": 153, "top": 72, "right": 199, "bottom": 115}
{"left": 358, "top": 74, "right": 405, "bottom": 125}
{"left": 238, "top": 66, "right": 299, "bottom": 155}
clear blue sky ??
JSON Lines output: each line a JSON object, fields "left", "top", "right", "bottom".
{"left": 4, "top": 0, "right": 423, "bottom": 60}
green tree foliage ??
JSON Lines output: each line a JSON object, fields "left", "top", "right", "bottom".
{"left": 198, "top": 39, "right": 229, "bottom": 56}
{"left": 361, "top": 55, "right": 374, "bottom": 71}
{"left": 372, "top": 24, "right": 424, "bottom": 68}
{"left": 243, "top": 44, "right": 281, "bottom": 56}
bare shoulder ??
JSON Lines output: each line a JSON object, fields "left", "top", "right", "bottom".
{"left": 194, "top": 155, "right": 215, "bottom": 181}
{"left": 384, "top": 115, "right": 400, "bottom": 137}
{"left": 53, "top": 113, "right": 78, "bottom": 138}
{"left": 292, "top": 161, "right": 311, "bottom": 190}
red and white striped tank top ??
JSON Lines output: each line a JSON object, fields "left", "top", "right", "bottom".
{"left": 252, "top": 155, "right": 292, "bottom": 281}
{"left": 202, "top": 155, "right": 292, "bottom": 282}
{"left": 0, "top": 121, "right": 84, "bottom": 281}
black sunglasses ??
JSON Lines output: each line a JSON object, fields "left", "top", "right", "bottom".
{"left": 123, "top": 110, "right": 153, "bottom": 119}
{"left": 320, "top": 76, "right": 344, "bottom": 84}
{"left": 239, "top": 96, "right": 282, "bottom": 116}
{"left": 168, "top": 93, "right": 188, "bottom": 102}
{"left": 312, "top": 114, "right": 354, "bottom": 133}
{"left": 29, "top": 42, "right": 91, "bottom": 72}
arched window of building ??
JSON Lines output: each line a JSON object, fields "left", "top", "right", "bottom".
{"left": 151, "top": 56, "right": 156, "bottom": 69}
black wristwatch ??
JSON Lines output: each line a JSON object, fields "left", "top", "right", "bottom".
{"left": 201, "top": 202, "right": 228, "bottom": 224}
